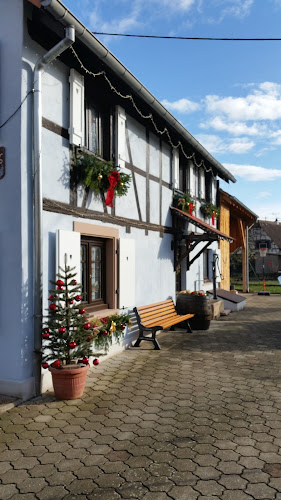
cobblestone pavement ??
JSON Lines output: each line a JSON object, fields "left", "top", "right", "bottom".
{"left": 2, "top": 294, "right": 281, "bottom": 499}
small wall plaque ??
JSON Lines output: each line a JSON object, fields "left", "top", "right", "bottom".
{"left": 0, "top": 147, "right": 5, "bottom": 179}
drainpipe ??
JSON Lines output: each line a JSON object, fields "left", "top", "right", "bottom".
{"left": 33, "top": 26, "right": 75, "bottom": 396}
{"left": 246, "top": 225, "right": 249, "bottom": 292}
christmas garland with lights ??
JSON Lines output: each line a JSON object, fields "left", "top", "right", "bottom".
{"left": 73, "top": 150, "right": 131, "bottom": 206}
{"left": 173, "top": 192, "right": 196, "bottom": 214}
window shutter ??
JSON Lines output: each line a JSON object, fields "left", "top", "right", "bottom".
{"left": 172, "top": 148, "right": 179, "bottom": 189}
{"left": 119, "top": 238, "right": 135, "bottom": 309}
{"left": 116, "top": 106, "right": 126, "bottom": 169}
{"left": 56, "top": 230, "right": 81, "bottom": 281}
{"left": 69, "top": 69, "right": 85, "bottom": 146}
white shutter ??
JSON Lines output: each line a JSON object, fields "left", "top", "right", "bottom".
{"left": 116, "top": 105, "right": 126, "bottom": 169}
{"left": 119, "top": 238, "right": 135, "bottom": 309}
{"left": 69, "top": 69, "right": 85, "bottom": 146}
{"left": 56, "top": 230, "right": 81, "bottom": 282}
{"left": 172, "top": 148, "right": 179, "bottom": 189}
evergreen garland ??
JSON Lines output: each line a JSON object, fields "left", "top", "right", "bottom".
{"left": 73, "top": 150, "right": 131, "bottom": 197}
{"left": 173, "top": 192, "right": 196, "bottom": 213}
{"left": 200, "top": 202, "right": 220, "bottom": 218}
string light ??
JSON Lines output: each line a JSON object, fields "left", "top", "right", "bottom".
{"left": 70, "top": 46, "right": 215, "bottom": 177}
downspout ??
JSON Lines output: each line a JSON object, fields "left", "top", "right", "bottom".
{"left": 246, "top": 225, "right": 249, "bottom": 292}
{"left": 33, "top": 25, "right": 75, "bottom": 396}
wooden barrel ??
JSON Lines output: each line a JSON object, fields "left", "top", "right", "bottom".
{"left": 176, "top": 294, "right": 212, "bottom": 330}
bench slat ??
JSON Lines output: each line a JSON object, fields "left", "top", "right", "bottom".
{"left": 142, "top": 313, "right": 179, "bottom": 327}
{"left": 140, "top": 305, "right": 176, "bottom": 321}
{"left": 137, "top": 300, "right": 172, "bottom": 312}
{"left": 144, "top": 313, "right": 194, "bottom": 329}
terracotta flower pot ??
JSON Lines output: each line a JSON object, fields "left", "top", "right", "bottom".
{"left": 49, "top": 364, "right": 89, "bottom": 400}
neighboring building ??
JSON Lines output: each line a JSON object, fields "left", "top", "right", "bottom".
{"left": 219, "top": 190, "right": 258, "bottom": 292}
{"left": 0, "top": 0, "right": 235, "bottom": 399}
{"left": 249, "top": 220, "right": 281, "bottom": 276}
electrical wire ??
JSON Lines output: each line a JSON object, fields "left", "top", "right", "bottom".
{"left": 92, "top": 32, "right": 281, "bottom": 41}
{"left": 0, "top": 90, "right": 34, "bottom": 130}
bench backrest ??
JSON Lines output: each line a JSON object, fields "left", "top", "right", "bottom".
{"left": 134, "top": 299, "right": 177, "bottom": 327}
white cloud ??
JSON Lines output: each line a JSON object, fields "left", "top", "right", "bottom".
{"left": 205, "top": 82, "right": 281, "bottom": 121}
{"left": 196, "top": 134, "right": 254, "bottom": 154}
{"left": 161, "top": 0, "right": 195, "bottom": 11}
{"left": 220, "top": 0, "right": 254, "bottom": 18}
{"left": 258, "top": 192, "right": 271, "bottom": 199}
{"left": 161, "top": 98, "right": 200, "bottom": 114}
{"left": 200, "top": 116, "right": 266, "bottom": 136}
{"left": 223, "top": 163, "right": 281, "bottom": 181}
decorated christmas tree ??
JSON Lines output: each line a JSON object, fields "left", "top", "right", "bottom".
{"left": 42, "top": 262, "right": 95, "bottom": 369}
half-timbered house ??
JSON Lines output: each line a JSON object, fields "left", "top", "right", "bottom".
{"left": 0, "top": 0, "right": 236, "bottom": 398}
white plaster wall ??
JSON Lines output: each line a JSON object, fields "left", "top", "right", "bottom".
{"left": 43, "top": 211, "right": 175, "bottom": 313}
{"left": 162, "top": 142, "right": 172, "bottom": 184}
{"left": 0, "top": 0, "right": 35, "bottom": 398}
{"left": 150, "top": 180, "right": 160, "bottom": 225}
{"left": 185, "top": 241, "right": 219, "bottom": 293}
{"left": 149, "top": 132, "right": 160, "bottom": 177}
{"left": 125, "top": 115, "right": 146, "bottom": 170}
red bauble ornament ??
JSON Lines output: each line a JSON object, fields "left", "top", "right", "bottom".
{"left": 69, "top": 342, "right": 77, "bottom": 349}
{"left": 87, "top": 336, "right": 92, "bottom": 341}
{"left": 56, "top": 280, "right": 64, "bottom": 286}
{"left": 93, "top": 358, "right": 99, "bottom": 366}
{"left": 79, "top": 308, "right": 86, "bottom": 315}
{"left": 120, "top": 324, "right": 126, "bottom": 331}
{"left": 75, "top": 295, "right": 81, "bottom": 302}
{"left": 102, "top": 330, "right": 108, "bottom": 336}
{"left": 57, "top": 285, "right": 63, "bottom": 290}
{"left": 84, "top": 322, "right": 91, "bottom": 330}
{"left": 58, "top": 327, "right": 66, "bottom": 334}
{"left": 42, "top": 362, "right": 49, "bottom": 369}
{"left": 42, "top": 333, "right": 50, "bottom": 339}
{"left": 49, "top": 303, "right": 56, "bottom": 311}
{"left": 48, "top": 295, "right": 55, "bottom": 300}
{"left": 52, "top": 360, "right": 61, "bottom": 369}
{"left": 82, "top": 357, "right": 89, "bottom": 365}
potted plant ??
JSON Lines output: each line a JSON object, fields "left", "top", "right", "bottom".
{"left": 41, "top": 262, "right": 99, "bottom": 400}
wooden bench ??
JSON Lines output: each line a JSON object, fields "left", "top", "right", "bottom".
{"left": 133, "top": 299, "right": 194, "bottom": 350}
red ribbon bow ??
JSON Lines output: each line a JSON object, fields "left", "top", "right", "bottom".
{"left": 212, "top": 211, "right": 215, "bottom": 225}
{"left": 189, "top": 203, "right": 193, "bottom": 215}
{"left": 105, "top": 170, "right": 120, "bottom": 207}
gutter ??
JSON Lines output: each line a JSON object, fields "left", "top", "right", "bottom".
{"left": 33, "top": 25, "right": 75, "bottom": 396}
{"left": 40, "top": 0, "right": 236, "bottom": 184}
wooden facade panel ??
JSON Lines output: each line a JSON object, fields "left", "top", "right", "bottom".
{"left": 220, "top": 203, "right": 230, "bottom": 290}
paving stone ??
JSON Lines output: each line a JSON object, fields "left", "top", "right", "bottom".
{"left": 246, "top": 482, "right": 277, "bottom": 499}
{"left": 168, "top": 485, "right": 199, "bottom": 500}
{"left": 18, "top": 478, "right": 48, "bottom": 494}
{"left": 67, "top": 479, "right": 96, "bottom": 494}
{"left": 194, "top": 466, "right": 221, "bottom": 480}
{"left": 94, "top": 473, "right": 125, "bottom": 488}
{"left": 0, "top": 484, "right": 19, "bottom": 500}
{"left": 219, "top": 475, "right": 248, "bottom": 490}
{"left": 195, "top": 480, "right": 225, "bottom": 496}
{"left": 37, "top": 486, "right": 69, "bottom": 499}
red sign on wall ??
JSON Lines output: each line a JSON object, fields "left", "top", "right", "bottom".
{"left": 0, "top": 147, "right": 5, "bottom": 179}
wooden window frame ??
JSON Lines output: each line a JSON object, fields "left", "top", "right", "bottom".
{"left": 81, "top": 236, "right": 107, "bottom": 311}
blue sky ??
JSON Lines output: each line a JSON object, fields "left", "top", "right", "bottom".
{"left": 63, "top": 0, "right": 281, "bottom": 221}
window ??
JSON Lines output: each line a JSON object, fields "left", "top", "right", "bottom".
{"left": 179, "top": 161, "right": 190, "bottom": 193}
{"left": 203, "top": 250, "right": 210, "bottom": 281}
{"left": 81, "top": 236, "right": 107, "bottom": 311}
